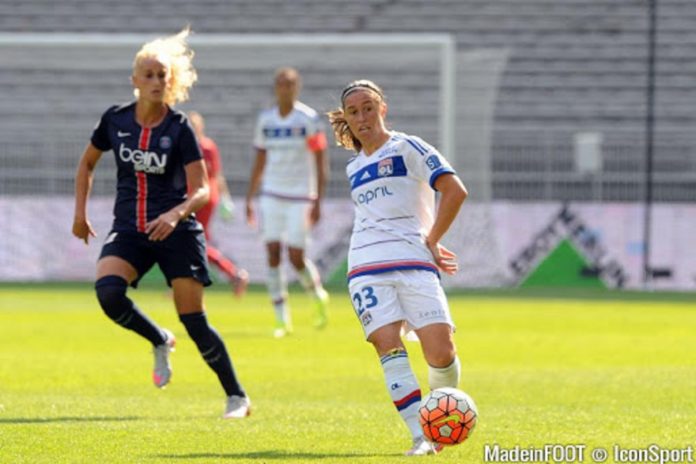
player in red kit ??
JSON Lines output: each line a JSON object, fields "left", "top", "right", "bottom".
{"left": 189, "top": 111, "right": 249, "bottom": 297}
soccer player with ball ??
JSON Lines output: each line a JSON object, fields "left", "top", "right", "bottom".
{"left": 72, "top": 29, "right": 250, "bottom": 418}
{"left": 328, "top": 80, "right": 471, "bottom": 455}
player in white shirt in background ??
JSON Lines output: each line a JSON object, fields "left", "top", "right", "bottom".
{"left": 246, "top": 67, "right": 330, "bottom": 338}
{"left": 328, "top": 80, "right": 468, "bottom": 456}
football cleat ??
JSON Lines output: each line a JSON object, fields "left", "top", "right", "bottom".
{"left": 223, "top": 395, "right": 251, "bottom": 419}
{"left": 152, "top": 328, "right": 176, "bottom": 388}
{"left": 273, "top": 321, "right": 293, "bottom": 338}
{"left": 405, "top": 436, "right": 444, "bottom": 456}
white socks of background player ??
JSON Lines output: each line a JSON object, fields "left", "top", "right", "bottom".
{"left": 297, "top": 258, "right": 325, "bottom": 299}
{"left": 267, "top": 267, "right": 289, "bottom": 325}
{"left": 429, "top": 356, "right": 461, "bottom": 390}
{"left": 380, "top": 349, "right": 423, "bottom": 440}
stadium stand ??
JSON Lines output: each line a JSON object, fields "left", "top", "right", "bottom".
{"left": 1, "top": 0, "right": 695, "bottom": 201}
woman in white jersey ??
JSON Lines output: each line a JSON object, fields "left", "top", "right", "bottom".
{"left": 328, "top": 80, "right": 468, "bottom": 456}
{"left": 246, "top": 67, "right": 330, "bottom": 337}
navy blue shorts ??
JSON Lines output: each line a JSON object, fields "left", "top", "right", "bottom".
{"left": 99, "top": 229, "right": 212, "bottom": 288}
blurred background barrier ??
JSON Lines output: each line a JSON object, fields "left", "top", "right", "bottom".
{"left": 1, "top": 0, "right": 695, "bottom": 290}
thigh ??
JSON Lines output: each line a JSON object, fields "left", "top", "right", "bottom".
{"left": 98, "top": 230, "right": 155, "bottom": 287}
{"left": 266, "top": 241, "right": 282, "bottom": 267}
{"left": 348, "top": 274, "right": 405, "bottom": 341}
{"left": 259, "top": 196, "right": 284, "bottom": 243}
{"left": 397, "top": 270, "right": 454, "bottom": 331}
{"left": 285, "top": 201, "right": 310, "bottom": 249}
{"left": 156, "top": 230, "right": 212, "bottom": 288}
{"left": 96, "top": 256, "right": 138, "bottom": 283}
{"left": 171, "top": 277, "right": 204, "bottom": 314}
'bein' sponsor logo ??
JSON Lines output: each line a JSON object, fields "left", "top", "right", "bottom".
{"left": 118, "top": 144, "right": 167, "bottom": 174}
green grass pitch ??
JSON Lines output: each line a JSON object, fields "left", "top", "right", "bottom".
{"left": 1, "top": 284, "right": 694, "bottom": 463}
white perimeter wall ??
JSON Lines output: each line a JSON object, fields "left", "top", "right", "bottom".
{"left": 1, "top": 197, "right": 694, "bottom": 291}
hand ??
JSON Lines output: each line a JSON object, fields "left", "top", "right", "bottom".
{"left": 245, "top": 199, "right": 256, "bottom": 228}
{"left": 72, "top": 217, "right": 97, "bottom": 244}
{"left": 219, "top": 196, "right": 235, "bottom": 222}
{"left": 426, "top": 240, "right": 458, "bottom": 275}
{"left": 309, "top": 199, "right": 321, "bottom": 226}
{"left": 145, "top": 210, "right": 180, "bottom": 241}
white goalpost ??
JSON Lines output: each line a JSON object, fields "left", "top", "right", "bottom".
{"left": 0, "top": 33, "right": 510, "bottom": 287}
{"left": 0, "top": 33, "right": 457, "bottom": 184}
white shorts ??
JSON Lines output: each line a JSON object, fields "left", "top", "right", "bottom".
{"left": 348, "top": 270, "right": 454, "bottom": 340}
{"left": 259, "top": 195, "right": 311, "bottom": 249}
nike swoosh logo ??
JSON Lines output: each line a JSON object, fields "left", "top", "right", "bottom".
{"left": 117, "top": 131, "right": 131, "bottom": 137}
{"left": 434, "top": 414, "right": 461, "bottom": 425}
{"left": 190, "top": 265, "right": 200, "bottom": 271}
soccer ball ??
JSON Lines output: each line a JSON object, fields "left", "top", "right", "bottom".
{"left": 419, "top": 387, "right": 478, "bottom": 445}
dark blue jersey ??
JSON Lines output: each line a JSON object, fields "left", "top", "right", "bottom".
{"left": 91, "top": 102, "right": 203, "bottom": 233}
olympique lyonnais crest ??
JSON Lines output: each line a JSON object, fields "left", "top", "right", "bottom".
{"left": 378, "top": 157, "right": 394, "bottom": 177}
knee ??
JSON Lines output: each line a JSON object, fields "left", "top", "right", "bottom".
{"left": 423, "top": 336, "right": 456, "bottom": 368}
{"left": 179, "top": 312, "right": 217, "bottom": 348}
{"left": 418, "top": 325, "right": 457, "bottom": 367}
{"left": 95, "top": 275, "right": 129, "bottom": 320}
{"left": 288, "top": 250, "right": 304, "bottom": 270}
{"left": 368, "top": 322, "right": 405, "bottom": 356}
{"left": 179, "top": 312, "right": 207, "bottom": 330}
{"left": 267, "top": 246, "right": 282, "bottom": 267}
{"left": 426, "top": 346, "right": 457, "bottom": 368}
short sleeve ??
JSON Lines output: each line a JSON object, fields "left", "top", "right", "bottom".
{"left": 90, "top": 106, "right": 115, "bottom": 151}
{"left": 403, "top": 135, "right": 455, "bottom": 190}
{"left": 253, "top": 113, "right": 265, "bottom": 150}
{"left": 308, "top": 113, "right": 324, "bottom": 136}
{"left": 179, "top": 119, "right": 203, "bottom": 165}
{"left": 306, "top": 113, "right": 328, "bottom": 152}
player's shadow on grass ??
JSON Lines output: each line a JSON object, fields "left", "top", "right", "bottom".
{"left": 154, "top": 451, "right": 401, "bottom": 460}
{"left": 0, "top": 416, "right": 140, "bottom": 424}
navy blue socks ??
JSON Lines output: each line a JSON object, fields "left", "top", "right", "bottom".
{"left": 179, "top": 312, "right": 245, "bottom": 397}
{"left": 95, "top": 275, "right": 166, "bottom": 346}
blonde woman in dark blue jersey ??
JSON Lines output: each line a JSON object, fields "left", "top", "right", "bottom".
{"left": 72, "top": 29, "right": 249, "bottom": 419}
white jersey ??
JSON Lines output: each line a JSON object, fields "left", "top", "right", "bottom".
{"left": 346, "top": 132, "right": 456, "bottom": 282}
{"left": 253, "top": 101, "right": 324, "bottom": 200}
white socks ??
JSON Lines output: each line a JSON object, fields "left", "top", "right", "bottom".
{"left": 380, "top": 349, "right": 423, "bottom": 439}
{"left": 428, "top": 356, "right": 461, "bottom": 390}
{"left": 267, "top": 267, "right": 289, "bottom": 324}
{"left": 297, "top": 258, "right": 325, "bottom": 299}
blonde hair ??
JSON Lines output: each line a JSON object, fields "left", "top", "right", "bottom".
{"left": 327, "top": 79, "right": 385, "bottom": 152}
{"left": 133, "top": 28, "right": 197, "bottom": 106}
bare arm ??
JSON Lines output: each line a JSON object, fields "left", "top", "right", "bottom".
{"left": 145, "top": 160, "right": 210, "bottom": 241}
{"left": 216, "top": 171, "right": 236, "bottom": 220}
{"left": 309, "top": 148, "right": 328, "bottom": 225}
{"left": 216, "top": 171, "right": 231, "bottom": 197}
{"left": 426, "top": 173, "right": 468, "bottom": 275}
{"left": 72, "top": 143, "right": 103, "bottom": 244}
{"left": 245, "top": 148, "right": 266, "bottom": 226}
